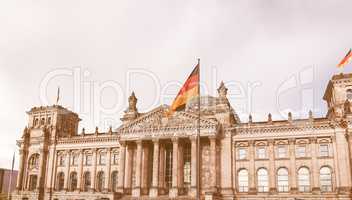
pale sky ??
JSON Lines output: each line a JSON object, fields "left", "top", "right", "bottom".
{"left": 0, "top": 0, "right": 351, "bottom": 169}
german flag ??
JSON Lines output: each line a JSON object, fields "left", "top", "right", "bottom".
{"left": 168, "top": 62, "right": 200, "bottom": 114}
{"left": 338, "top": 49, "right": 352, "bottom": 68}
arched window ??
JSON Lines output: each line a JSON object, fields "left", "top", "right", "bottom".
{"left": 83, "top": 172, "right": 91, "bottom": 192}
{"left": 320, "top": 167, "right": 332, "bottom": 192}
{"left": 70, "top": 172, "right": 78, "bottom": 191}
{"left": 29, "top": 154, "right": 40, "bottom": 169}
{"left": 28, "top": 175, "right": 37, "bottom": 191}
{"left": 34, "top": 118, "right": 39, "bottom": 126}
{"left": 96, "top": 171, "right": 105, "bottom": 192}
{"left": 111, "top": 171, "right": 118, "bottom": 192}
{"left": 40, "top": 118, "right": 45, "bottom": 125}
{"left": 238, "top": 169, "right": 249, "bottom": 192}
{"left": 257, "top": 168, "right": 269, "bottom": 192}
{"left": 347, "top": 89, "right": 352, "bottom": 100}
{"left": 57, "top": 172, "right": 65, "bottom": 191}
{"left": 298, "top": 167, "right": 310, "bottom": 192}
{"left": 277, "top": 168, "right": 289, "bottom": 192}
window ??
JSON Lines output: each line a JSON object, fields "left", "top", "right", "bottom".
{"left": 257, "top": 168, "right": 269, "bottom": 192}
{"left": 57, "top": 172, "right": 65, "bottom": 191}
{"left": 83, "top": 172, "right": 91, "bottom": 192}
{"left": 298, "top": 167, "right": 310, "bottom": 192}
{"left": 28, "top": 175, "right": 37, "bottom": 191}
{"left": 111, "top": 171, "right": 118, "bottom": 192}
{"left": 70, "top": 172, "right": 78, "bottom": 191}
{"left": 320, "top": 167, "right": 332, "bottom": 192}
{"left": 71, "top": 154, "right": 78, "bottom": 166}
{"left": 277, "top": 168, "right": 289, "bottom": 192}
{"left": 296, "top": 146, "right": 306, "bottom": 157}
{"left": 29, "top": 154, "right": 40, "bottom": 169}
{"left": 257, "top": 147, "right": 266, "bottom": 159}
{"left": 99, "top": 152, "right": 106, "bottom": 165}
{"left": 58, "top": 155, "right": 65, "bottom": 166}
{"left": 47, "top": 117, "right": 51, "bottom": 125}
{"left": 347, "top": 89, "right": 352, "bottom": 100}
{"left": 96, "top": 171, "right": 105, "bottom": 192}
{"left": 238, "top": 148, "right": 247, "bottom": 160}
{"left": 277, "top": 146, "right": 287, "bottom": 158}
{"left": 34, "top": 118, "right": 39, "bottom": 126}
{"left": 113, "top": 153, "right": 119, "bottom": 165}
{"left": 238, "top": 169, "right": 249, "bottom": 192}
{"left": 319, "top": 144, "right": 329, "bottom": 157}
{"left": 40, "top": 118, "right": 45, "bottom": 125}
{"left": 85, "top": 154, "right": 92, "bottom": 166}
{"left": 183, "top": 145, "right": 191, "bottom": 186}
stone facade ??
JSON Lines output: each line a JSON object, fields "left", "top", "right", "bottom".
{"left": 11, "top": 73, "right": 352, "bottom": 200}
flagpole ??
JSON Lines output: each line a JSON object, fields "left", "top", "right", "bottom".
{"left": 7, "top": 152, "right": 15, "bottom": 200}
{"left": 196, "top": 58, "right": 201, "bottom": 200}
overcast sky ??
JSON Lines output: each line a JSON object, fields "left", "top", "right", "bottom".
{"left": 1, "top": 0, "right": 352, "bottom": 169}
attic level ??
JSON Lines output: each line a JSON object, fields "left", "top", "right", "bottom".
{"left": 27, "top": 105, "right": 81, "bottom": 138}
{"left": 323, "top": 73, "right": 352, "bottom": 119}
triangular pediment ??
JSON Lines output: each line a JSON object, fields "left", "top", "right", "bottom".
{"left": 117, "top": 105, "right": 218, "bottom": 134}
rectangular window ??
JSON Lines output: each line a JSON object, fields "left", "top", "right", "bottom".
{"left": 59, "top": 156, "right": 65, "bottom": 166}
{"left": 99, "top": 153, "right": 106, "bottom": 165}
{"left": 319, "top": 144, "right": 329, "bottom": 157}
{"left": 277, "top": 146, "right": 286, "bottom": 158}
{"left": 85, "top": 155, "right": 92, "bottom": 166}
{"left": 296, "top": 146, "right": 306, "bottom": 157}
{"left": 257, "top": 147, "right": 266, "bottom": 159}
{"left": 71, "top": 155, "right": 78, "bottom": 166}
{"left": 238, "top": 148, "right": 247, "bottom": 160}
{"left": 113, "top": 154, "right": 119, "bottom": 165}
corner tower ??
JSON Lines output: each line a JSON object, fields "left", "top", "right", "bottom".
{"left": 324, "top": 73, "right": 352, "bottom": 119}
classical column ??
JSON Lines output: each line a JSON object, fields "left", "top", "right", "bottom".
{"left": 209, "top": 136, "right": 217, "bottom": 192}
{"left": 268, "top": 140, "right": 276, "bottom": 194}
{"left": 16, "top": 149, "right": 25, "bottom": 190}
{"left": 91, "top": 148, "right": 97, "bottom": 192}
{"left": 63, "top": 150, "right": 71, "bottom": 191}
{"left": 289, "top": 139, "right": 297, "bottom": 193}
{"left": 117, "top": 141, "right": 126, "bottom": 193}
{"left": 248, "top": 140, "right": 256, "bottom": 194}
{"left": 37, "top": 148, "right": 48, "bottom": 190}
{"left": 141, "top": 144, "right": 149, "bottom": 193}
{"left": 177, "top": 141, "right": 184, "bottom": 192}
{"left": 169, "top": 137, "right": 179, "bottom": 198}
{"left": 333, "top": 128, "right": 352, "bottom": 193}
{"left": 124, "top": 144, "right": 133, "bottom": 193}
{"left": 332, "top": 136, "right": 341, "bottom": 190}
{"left": 310, "top": 137, "right": 320, "bottom": 193}
{"left": 77, "top": 149, "right": 84, "bottom": 191}
{"left": 132, "top": 140, "right": 142, "bottom": 197}
{"left": 105, "top": 148, "right": 112, "bottom": 192}
{"left": 158, "top": 143, "right": 166, "bottom": 194}
{"left": 190, "top": 136, "right": 197, "bottom": 197}
{"left": 150, "top": 139, "right": 160, "bottom": 197}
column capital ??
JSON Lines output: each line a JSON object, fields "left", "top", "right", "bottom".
{"left": 268, "top": 139, "right": 275, "bottom": 145}
{"left": 310, "top": 137, "right": 317, "bottom": 144}
{"left": 119, "top": 141, "right": 127, "bottom": 147}
{"left": 288, "top": 138, "right": 296, "bottom": 144}
{"left": 190, "top": 136, "right": 197, "bottom": 141}
{"left": 248, "top": 140, "right": 255, "bottom": 146}
{"left": 152, "top": 138, "right": 159, "bottom": 144}
{"left": 209, "top": 135, "right": 217, "bottom": 141}
{"left": 171, "top": 137, "right": 179, "bottom": 143}
{"left": 135, "top": 140, "right": 143, "bottom": 145}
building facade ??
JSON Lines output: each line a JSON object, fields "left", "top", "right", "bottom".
{"left": 11, "top": 73, "right": 352, "bottom": 200}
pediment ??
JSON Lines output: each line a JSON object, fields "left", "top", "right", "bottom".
{"left": 117, "top": 105, "right": 218, "bottom": 134}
